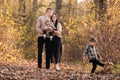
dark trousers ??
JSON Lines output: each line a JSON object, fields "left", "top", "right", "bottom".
{"left": 90, "top": 59, "right": 104, "bottom": 74}
{"left": 38, "top": 37, "right": 51, "bottom": 69}
{"left": 51, "top": 36, "right": 62, "bottom": 64}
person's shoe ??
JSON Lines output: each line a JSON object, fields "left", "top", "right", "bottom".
{"left": 46, "top": 66, "right": 50, "bottom": 69}
{"left": 55, "top": 64, "right": 61, "bottom": 71}
{"left": 104, "top": 62, "right": 113, "bottom": 73}
{"left": 37, "top": 68, "right": 42, "bottom": 71}
{"left": 90, "top": 73, "right": 95, "bottom": 77}
{"left": 104, "top": 63, "right": 109, "bottom": 71}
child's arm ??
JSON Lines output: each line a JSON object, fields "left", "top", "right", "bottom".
{"left": 83, "top": 46, "right": 89, "bottom": 62}
{"left": 96, "top": 47, "right": 102, "bottom": 61}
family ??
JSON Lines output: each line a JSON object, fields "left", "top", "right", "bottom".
{"left": 36, "top": 8, "right": 106, "bottom": 74}
{"left": 36, "top": 8, "right": 62, "bottom": 70}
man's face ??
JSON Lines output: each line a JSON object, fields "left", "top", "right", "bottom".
{"left": 48, "top": 10, "right": 53, "bottom": 17}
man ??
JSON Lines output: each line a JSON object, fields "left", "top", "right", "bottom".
{"left": 36, "top": 8, "right": 54, "bottom": 69}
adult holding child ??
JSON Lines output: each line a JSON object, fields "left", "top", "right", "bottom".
{"left": 50, "top": 14, "right": 62, "bottom": 70}
{"left": 36, "top": 8, "right": 54, "bottom": 69}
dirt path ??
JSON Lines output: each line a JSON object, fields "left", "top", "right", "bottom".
{"left": 0, "top": 63, "right": 120, "bottom": 80}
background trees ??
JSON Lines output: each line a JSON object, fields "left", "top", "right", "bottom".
{"left": 0, "top": 0, "right": 119, "bottom": 64}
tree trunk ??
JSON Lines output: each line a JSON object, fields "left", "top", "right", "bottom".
{"left": 32, "top": 0, "right": 37, "bottom": 12}
{"left": 94, "top": 0, "right": 107, "bottom": 21}
{"left": 18, "top": 0, "right": 26, "bottom": 25}
{"left": 56, "top": 0, "right": 62, "bottom": 18}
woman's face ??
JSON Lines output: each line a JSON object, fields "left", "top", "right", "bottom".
{"left": 52, "top": 15, "right": 57, "bottom": 21}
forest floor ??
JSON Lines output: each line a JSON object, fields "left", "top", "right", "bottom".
{"left": 0, "top": 59, "right": 120, "bottom": 80}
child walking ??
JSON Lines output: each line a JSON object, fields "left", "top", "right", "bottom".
{"left": 83, "top": 37, "right": 105, "bottom": 74}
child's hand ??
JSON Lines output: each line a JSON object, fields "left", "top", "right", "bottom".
{"left": 98, "top": 57, "right": 102, "bottom": 61}
{"left": 83, "top": 56, "right": 88, "bottom": 63}
{"left": 45, "top": 20, "right": 50, "bottom": 25}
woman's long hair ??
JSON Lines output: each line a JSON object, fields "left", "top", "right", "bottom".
{"left": 51, "top": 15, "right": 58, "bottom": 28}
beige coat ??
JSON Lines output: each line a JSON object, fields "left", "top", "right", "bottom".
{"left": 53, "top": 23, "right": 62, "bottom": 38}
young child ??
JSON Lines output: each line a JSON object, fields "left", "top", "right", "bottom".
{"left": 43, "top": 20, "right": 56, "bottom": 40}
{"left": 83, "top": 37, "right": 105, "bottom": 74}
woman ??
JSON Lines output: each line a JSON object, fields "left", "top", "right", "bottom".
{"left": 51, "top": 14, "right": 62, "bottom": 70}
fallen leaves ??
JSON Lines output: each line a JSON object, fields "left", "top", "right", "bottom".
{"left": 0, "top": 62, "right": 120, "bottom": 80}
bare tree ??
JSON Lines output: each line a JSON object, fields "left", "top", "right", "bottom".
{"left": 93, "top": 0, "right": 107, "bottom": 21}
{"left": 55, "top": 0, "right": 62, "bottom": 19}
{"left": 18, "top": 0, "right": 26, "bottom": 25}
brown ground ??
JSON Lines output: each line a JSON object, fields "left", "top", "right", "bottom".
{"left": 0, "top": 60, "right": 120, "bottom": 80}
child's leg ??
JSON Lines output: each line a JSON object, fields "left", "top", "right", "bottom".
{"left": 96, "top": 60, "right": 104, "bottom": 67}
{"left": 91, "top": 60, "right": 97, "bottom": 74}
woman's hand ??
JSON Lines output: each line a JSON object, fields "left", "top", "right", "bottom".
{"left": 47, "top": 27, "right": 54, "bottom": 32}
{"left": 53, "top": 30, "right": 61, "bottom": 35}
{"left": 44, "top": 26, "right": 49, "bottom": 30}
